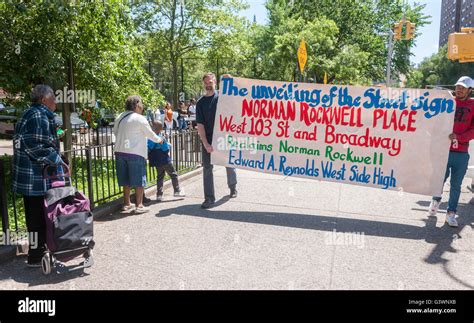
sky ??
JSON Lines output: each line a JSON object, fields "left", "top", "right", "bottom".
{"left": 240, "top": 0, "right": 442, "bottom": 66}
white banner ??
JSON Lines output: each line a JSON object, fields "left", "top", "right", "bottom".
{"left": 211, "top": 77, "right": 455, "bottom": 196}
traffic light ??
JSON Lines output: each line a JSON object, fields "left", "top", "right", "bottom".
{"left": 448, "top": 28, "right": 474, "bottom": 63}
{"left": 393, "top": 23, "right": 402, "bottom": 40}
{"left": 405, "top": 22, "right": 415, "bottom": 40}
{"left": 393, "top": 21, "right": 415, "bottom": 40}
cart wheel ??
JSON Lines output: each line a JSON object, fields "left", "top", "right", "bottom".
{"left": 83, "top": 248, "right": 94, "bottom": 268}
{"left": 83, "top": 248, "right": 93, "bottom": 258}
{"left": 41, "top": 253, "right": 51, "bottom": 275}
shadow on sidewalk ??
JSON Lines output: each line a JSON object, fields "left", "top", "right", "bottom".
{"left": 156, "top": 203, "right": 454, "bottom": 241}
{"left": 157, "top": 200, "right": 474, "bottom": 289}
{"left": 415, "top": 199, "right": 474, "bottom": 289}
{"left": 0, "top": 256, "right": 90, "bottom": 288}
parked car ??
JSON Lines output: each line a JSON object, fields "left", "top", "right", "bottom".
{"left": 0, "top": 103, "right": 15, "bottom": 136}
{"left": 54, "top": 112, "right": 88, "bottom": 129}
{"left": 102, "top": 112, "right": 117, "bottom": 126}
{"left": 0, "top": 104, "right": 19, "bottom": 121}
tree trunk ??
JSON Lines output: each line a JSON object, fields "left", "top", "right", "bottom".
{"left": 172, "top": 59, "right": 179, "bottom": 110}
{"left": 62, "top": 58, "right": 74, "bottom": 163}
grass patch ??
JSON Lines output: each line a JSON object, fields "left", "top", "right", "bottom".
{"left": 1, "top": 155, "right": 26, "bottom": 234}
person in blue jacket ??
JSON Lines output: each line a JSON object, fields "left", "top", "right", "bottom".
{"left": 148, "top": 121, "right": 186, "bottom": 201}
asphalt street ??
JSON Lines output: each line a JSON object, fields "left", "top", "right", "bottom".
{"left": 0, "top": 166, "right": 473, "bottom": 290}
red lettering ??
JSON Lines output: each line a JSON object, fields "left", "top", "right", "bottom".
{"left": 373, "top": 110, "right": 384, "bottom": 128}
{"left": 242, "top": 99, "right": 253, "bottom": 117}
{"left": 286, "top": 101, "right": 296, "bottom": 121}
{"left": 219, "top": 115, "right": 234, "bottom": 131}
{"left": 407, "top": 110, "right": 417, "bottom": 132}
{"left": 300, "top": 102, "right": 311, "bottom": 126}
{"left": 260, "top": 99, "right": 268, "bottom": 117}
{"left": 341, "top": 106, "right": 350, "bottom": 126}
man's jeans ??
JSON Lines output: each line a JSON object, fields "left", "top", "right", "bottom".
{"left": 433, "top": 151, "right": 470, "bottom": 213}
{"left": 178, "top": 117, "right": 187, "bottom": 130}
{"left": 202, "top": 146, "right": 237, "bottom": 202}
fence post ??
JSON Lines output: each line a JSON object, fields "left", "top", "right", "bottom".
{"left": 174, "top": 133, "right": 179, "bottom": 171}
{"left": 0, "top": 161, "right": 10, "bottom": 234}
{"left": 85, "top": 147, "right": 95, "bottom": 209}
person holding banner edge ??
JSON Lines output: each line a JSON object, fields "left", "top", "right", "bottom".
{"left": 196, "top": 72, "right": 237, "bottom": 209}
{"left": 429, "top": 76, "right": 474, "bottom": 227}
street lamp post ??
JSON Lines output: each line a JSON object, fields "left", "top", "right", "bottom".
{"left": 386, "top": 29, "right": 394, "bottom": 87}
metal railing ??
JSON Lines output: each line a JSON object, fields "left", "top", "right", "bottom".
{"left": 0, "top": 129, "right": 202, "bottom": 237}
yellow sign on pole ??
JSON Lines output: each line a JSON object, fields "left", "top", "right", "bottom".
{"left": 324, "top": 72, "right": 328, "bottom": 84}
{"left": 297, "top": 40, "right": 307, "bottom": 74}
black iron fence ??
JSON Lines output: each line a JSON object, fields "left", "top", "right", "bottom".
{"left": 69, "top": 125, "right": 115, "bottom": 150}
{"left": 0, "top": 129, "right": 202, "bottom": 238}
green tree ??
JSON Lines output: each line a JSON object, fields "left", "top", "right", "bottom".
{"left": 258, "top": 0, "right": 430, "bottom": 84}
{"left": 406, "top": 45, "right": 474, "bottom": 89}
{"left": 133, "top": 0, "right": 247, "bottom": 108}
{"left": 0, "top": 0, "right": 162, "bottom": 111}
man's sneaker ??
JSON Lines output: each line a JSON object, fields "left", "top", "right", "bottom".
{"left": 428, "top": 200, "right": 440, "bottom": 216}
{"left": 201, "top": 200, "right": 215, "bottom": 209}
{"left": 445, "top": 212, "right": 459, "bottom": 227}
{"left": 134, "top": 205, "right": 150, "bottom": 214}
{"left": 156, "top": 195, "right": 163, "bottom": 202}
{"left": 121, "top": 204, "right": 135, "bottom": 213}
{"left": 174, "top": 190, "right": 186, "bottom": 197}
{"left": 230, "top": 189, "right": 238, "bottom": 198}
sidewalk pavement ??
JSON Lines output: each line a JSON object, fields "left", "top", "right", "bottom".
{"left": 0, "top": 167, "right": 473, "bottom": 290}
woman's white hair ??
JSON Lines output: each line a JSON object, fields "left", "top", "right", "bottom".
{"left": 31, "top": 84, "right": 54, "bottom": 104}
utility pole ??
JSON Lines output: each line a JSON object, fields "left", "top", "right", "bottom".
{"left": 386, "top": 30, "right": 394, "bottom": 87}
{"left": 253, "top": 56, "right": 257, "bottom": 78}
{"left": 216, "top": 57, "right": 220, "bottom": 89}
{"left": 181, "top": 58, "right": 184, "bottom": 95}
{"left": 387, "top": 0, "right": 416, "bottom": 87}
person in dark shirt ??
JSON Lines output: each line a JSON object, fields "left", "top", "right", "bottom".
{"left": 196, "top": 72, "right": 237, "bottom": 209}
{"left": 428, "top": 76, "right": 474, "bottom": 227}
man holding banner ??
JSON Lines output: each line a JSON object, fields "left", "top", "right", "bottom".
{"left": 429, "top": 76, "right": 474, "bottom": 227}
{"left": 211, "top": 76, "right": 462, "bottom": 219}
{"left": 196, "top": 72, "right": 238, "bottom": 209}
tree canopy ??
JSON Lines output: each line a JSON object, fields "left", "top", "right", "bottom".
{"left": 406, "top": 45, "right": 474, "bottom": 89}
{"left": 253, "top": 0, "right": 430, "bottom": 85}
{"left": 0, "top": 0, "right": 434, "bottom": 114}
{"left": 0, "top": 0, "right": 162, "bottom": 111}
